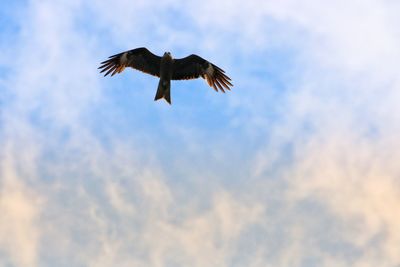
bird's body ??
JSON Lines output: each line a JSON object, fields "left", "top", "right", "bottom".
{"left": 98, "top": 47, "right": 232, "bottom": 104}
{"left": 155, "top": 52, "right": 173, "bottom": 103}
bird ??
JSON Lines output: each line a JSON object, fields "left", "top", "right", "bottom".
{"left": 98, "top": 47, "right": 233, "bottom": 104}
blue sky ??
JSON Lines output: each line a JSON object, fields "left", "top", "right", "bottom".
{"left": 1, "top": 1, "right": 400, "bottom": 267}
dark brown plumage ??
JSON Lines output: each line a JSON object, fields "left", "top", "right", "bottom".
{"left": 98, "top": 47, "right": 233, "bottom": 104}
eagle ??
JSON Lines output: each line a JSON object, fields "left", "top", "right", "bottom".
{"left": 98, "top": 47, "right": 233, "bottom": 104}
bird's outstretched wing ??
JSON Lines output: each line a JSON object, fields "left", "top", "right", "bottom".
{"left": 98, "top": 47, "right": 161, "bottom": 77}
{"left": 172, "top": 55, "right": 233, "bottom": 92}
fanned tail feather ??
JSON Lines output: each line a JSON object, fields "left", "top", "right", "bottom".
{"left": 154, "top": 78, "right": 171, "bottom": 105}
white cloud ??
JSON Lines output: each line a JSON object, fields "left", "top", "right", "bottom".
{"left": 0, "top": 164, "right": 42, "bottom": 267}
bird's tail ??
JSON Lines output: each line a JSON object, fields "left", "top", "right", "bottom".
{"left": 154, "top": 78, "right": 171, "bottom": 105}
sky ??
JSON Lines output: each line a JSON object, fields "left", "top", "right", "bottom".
{"left": 1, "top": 0, "right": 400, "bottom": 266}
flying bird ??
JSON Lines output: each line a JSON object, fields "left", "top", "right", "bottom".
{"left": 98, "top": 47, "right": 233, "bottom": 104}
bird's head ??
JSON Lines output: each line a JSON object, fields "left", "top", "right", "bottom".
{"left": 164, "top": 52, "right": 172, "bottom": 59}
